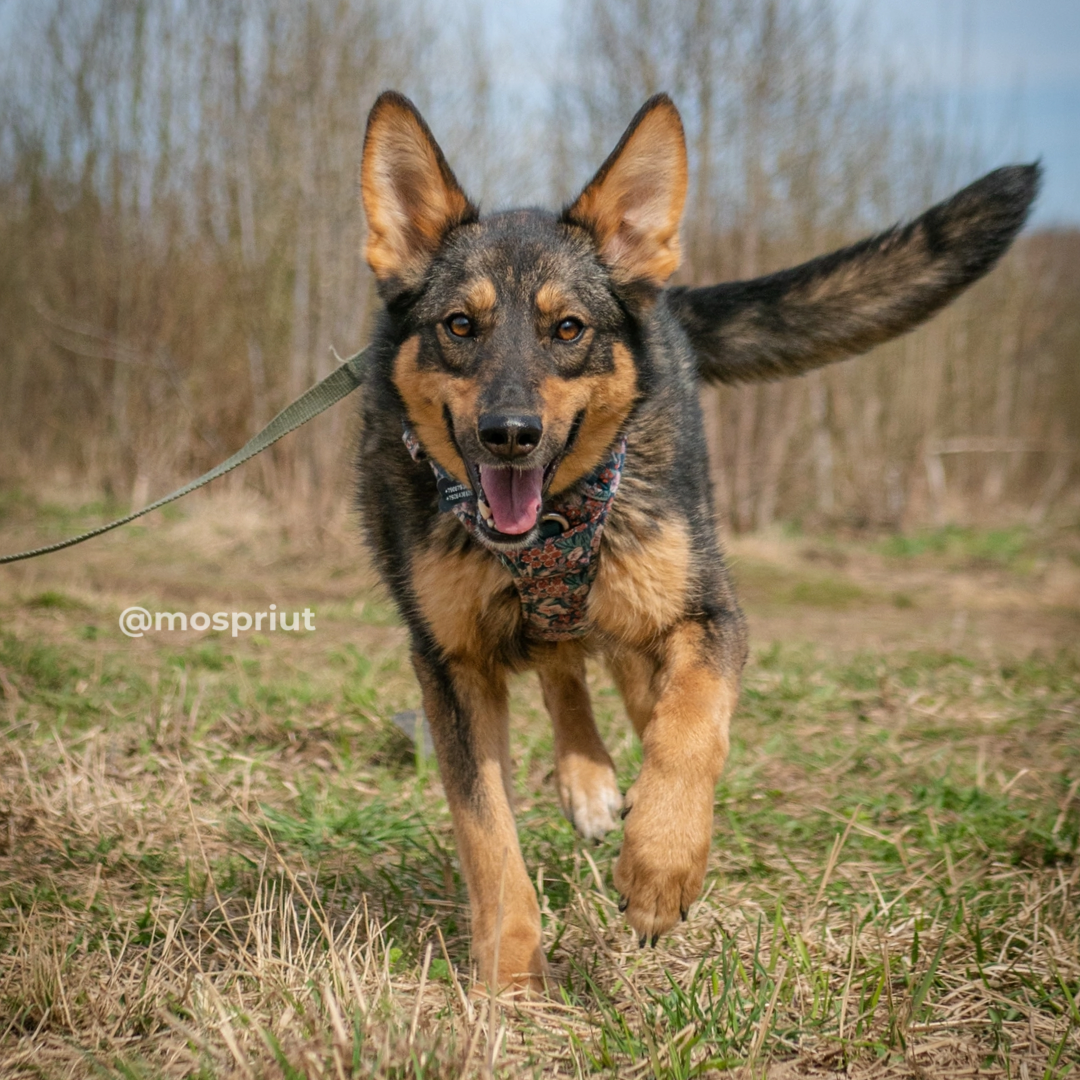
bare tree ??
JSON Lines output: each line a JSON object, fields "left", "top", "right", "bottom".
{"left": 0, "top": 0, "right": 1076, "bottom": 529}
{"left": 555, "top": 0, "right": 1078, "bottom": 529}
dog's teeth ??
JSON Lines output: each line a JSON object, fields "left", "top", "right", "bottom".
{"left": 478, "top": 496, "right": 493, "bottom": 526}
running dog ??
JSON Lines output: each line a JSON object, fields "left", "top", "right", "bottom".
{"left": 355, "top": 90, "right": 1038, "bottom": 990}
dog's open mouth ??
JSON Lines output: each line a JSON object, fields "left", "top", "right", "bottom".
{"left": 476, "top": 465, "right": 544, "bottom": 536}
{"left": 469, "top": 459, "right": 565, "bottom": 546}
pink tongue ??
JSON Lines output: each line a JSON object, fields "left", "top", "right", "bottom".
{"left": 479, "top": 466, "right": 544, "bottom": 535}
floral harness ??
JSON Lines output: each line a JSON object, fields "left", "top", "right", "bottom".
{"left": 402, "top": 423, "right": 626, "bottom": 642}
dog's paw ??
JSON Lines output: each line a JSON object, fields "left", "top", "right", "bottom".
{"left": 474, "top": 917, "right": 550, "bottom": 995}
{"left": 612, "top": 768, "right": 713, "bottom": 943}
{"left": 498, "top": 945, "right": 551, "bottom": 997}
{"left": 557, "top": 754, "right": 623, "bottom": 840}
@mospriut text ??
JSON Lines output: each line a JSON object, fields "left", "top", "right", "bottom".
{"left": 119, "top": 605, "right": 316, "bottom": 638}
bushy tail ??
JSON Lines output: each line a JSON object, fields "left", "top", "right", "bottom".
{"left": 667, "top": 164, "right": 1041, "bottom": 385}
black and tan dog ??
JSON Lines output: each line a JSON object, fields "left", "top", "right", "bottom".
{"left": 355, "top": 91, "right": 1038, "bottom": 991}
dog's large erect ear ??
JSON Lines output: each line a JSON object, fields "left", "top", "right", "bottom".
{"left": 562, "top": 95, "right": 688, "bottom": 287}
{"left": 361, "top": 91, "right": 477, "bottom": 291}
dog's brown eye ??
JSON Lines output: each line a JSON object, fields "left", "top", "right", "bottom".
{"left": 555, "top": 317, "right": 584, "bottom": 342}
{"left": 447, "top": 314, "right": 473, "bottom": 337}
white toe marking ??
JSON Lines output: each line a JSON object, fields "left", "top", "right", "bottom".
{"left": 562, "top": 770, "right": 623, "bottom": 840}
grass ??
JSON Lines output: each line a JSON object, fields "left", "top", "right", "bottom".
{"left": 725, "top": 559, "right": 874, "bottom": 611}
{"left": 876, "top": 525, "right": 1034, "bottom": 570}
{"left": 0, "top": 499, "right": 1077, "bottom": 1077}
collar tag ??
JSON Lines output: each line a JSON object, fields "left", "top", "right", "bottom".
{"left": 437, "top": 476, "right": 473, "bottom": 512}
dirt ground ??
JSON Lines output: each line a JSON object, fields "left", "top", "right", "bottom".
{"left": 727, "top": 530, "right": 1080, "bottom": 658}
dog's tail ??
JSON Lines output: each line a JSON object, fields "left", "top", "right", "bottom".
{"left": 667, "top": 163, "right": 1041, "bottom": 385}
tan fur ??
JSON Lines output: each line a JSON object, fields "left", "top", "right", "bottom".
{"left": 613, "top": 621, "right": 737, "bottom": 939}
{"left": 536, "top": 644, "right": 622, "bottom": 840}
{"left": 412, "top": 654, "right": 546, "bottom": 991}
{"left": 361, "top": 96, "right": 473, "bottom": 285}
{"left": 392, "top": 337, "right": 477, "bottom": 482}
{"left": 606, "top": 647, "right": 660, "bottom": 737}
{"left": 547, "top": 343, "right": 639, "bottom": 493}
{"left": 410, "top": 522, "right": 519, "bottom": 661}
{"left": 564, "top": 98, "right": 688, "bottom": 285}
{"left": 457, "top": 801, "right": 548, "bottom": 991}
{"left": 589, "top": 517, "right": 691, "bottom": 646}
{"left": 534, "top": 281, "right": 576, "bottom": 322}
{"left": 463, "top": 276, "right": 498, "bottom": 318}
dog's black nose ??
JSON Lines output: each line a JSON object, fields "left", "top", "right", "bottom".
{"left": 477, "top": 414, "right": 543, "bottom": 460}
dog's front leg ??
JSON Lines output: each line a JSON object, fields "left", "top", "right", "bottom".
{"left": 537, "top": 643, "right": 623, "bottom": 841}
{"left": 411, "top": 644, "right": 547, "bottom": 992}
{"left": 612, "top": 620, "right": 739, "bottom": 944}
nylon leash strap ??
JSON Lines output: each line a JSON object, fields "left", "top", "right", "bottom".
{"left": 0, "top": 348, "right": 369, "bottom": 565}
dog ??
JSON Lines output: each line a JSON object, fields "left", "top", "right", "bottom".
{"left": 354, "top": 91, "right": 1038, "bottom": 991}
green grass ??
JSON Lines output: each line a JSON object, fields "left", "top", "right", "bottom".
{"left": 0, "top": 526, "right": 1077, "bottom": 1078}
{"left": 878, "top": 525, "right": 1034, "bottom": 569}
{"left": 731, "top": 561, "right": 872, "bottom": 610}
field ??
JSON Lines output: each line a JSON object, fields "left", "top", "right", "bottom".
{"left": 1, "top": 494, "right": 1078, "bottom": 1078}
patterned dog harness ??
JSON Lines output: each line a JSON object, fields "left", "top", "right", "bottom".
{"left": 402, "top": 423, "right": 626, "bottom": 641}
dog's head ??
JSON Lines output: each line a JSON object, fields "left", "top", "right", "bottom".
{"left": 361, "top": 91, "right": 687, "bottom": 550}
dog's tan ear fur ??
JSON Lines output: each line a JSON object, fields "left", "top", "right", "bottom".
{"left": 563, "top": 95, "right": 688, "bottom": 287}
{"left": 361, "top": 92, "right": 477, "bottom": 289}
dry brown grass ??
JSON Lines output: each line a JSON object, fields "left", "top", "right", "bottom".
{"left": 0, "top": 498, "right": 1077, "bottom": 1077}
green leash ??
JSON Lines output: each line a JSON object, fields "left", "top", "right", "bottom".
{"left": 0, "top": 348, "right": 369, "bottom": 565}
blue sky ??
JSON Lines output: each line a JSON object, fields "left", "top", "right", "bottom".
{"left": 481, "top": 0, "right": 1080, "bottom": 227}
{"left": 857, "top": 0, "right": 1080, "bottom": 226}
